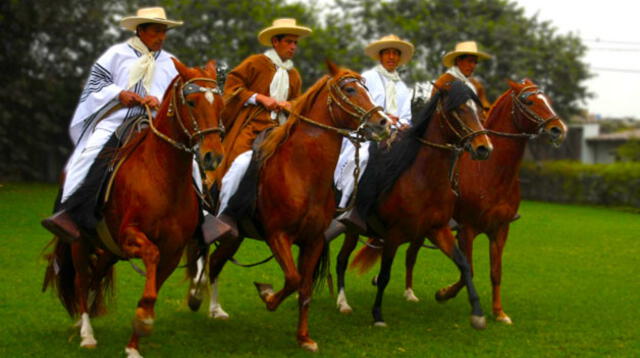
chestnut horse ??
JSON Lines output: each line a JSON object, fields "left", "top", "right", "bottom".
{"left": 335, "top": 80, "right": 493, "bottom": 329}
{"left": 193, "top": 61, "right": 390, "bottom": 352}
{"left": 42, "top": 59, "right": 225, "bottom": 358}
{"left": 422, "top": 79, "right": 567, "bottom": 323}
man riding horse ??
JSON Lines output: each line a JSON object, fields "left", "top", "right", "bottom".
{"left": 209, "top": 18, "right": 312, "bottom": 239}
{"left": 41, "top": 7, "right": 184, "bottom": 242}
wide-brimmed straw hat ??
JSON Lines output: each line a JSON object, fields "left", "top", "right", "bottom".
{"left": 257, "top": 18, "right": 312, "bottom": 46}
{"left": 364, "top": 34, "right": 415, "bottom": 66}
{"left": 442, "top": 41, "right": 492, "bottom": 68}
{"left": 120, "top": 7, "right": 183, "bottom": 32}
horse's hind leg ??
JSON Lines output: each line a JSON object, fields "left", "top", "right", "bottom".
{"left": 207, "top": 236, "right": 244, "bottom": 319}
{"left": 436, "top": 226, "right": 476, "bottom": 301}
{"left": 256, "top": 233, "right": 300, "bottom": 311}
{"left": 430, "top": 227, "right": 486, "bottom": 330}
{"left": 489, "top": 225, "right": 512, "bottom": 324}
{"left": 186, "top": 241, "right": 208, "bottom": 312}
{"left": 295, "top": 240, "right": 325, "bottom": 351}
{"left": 404, "top": 237, "right": 426, "bottom": 302}
{"left": 70, "top": 241, "right": 97, "bottom": 348}
{"left": 335, "top": 230, "right": 358, "bottom": 314}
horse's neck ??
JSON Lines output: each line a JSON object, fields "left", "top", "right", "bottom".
{"left": 413, "top": 114, "right": 458, "bottom": 186}
{"left": 486, "top": 93, "right": 528, "bottom": 168}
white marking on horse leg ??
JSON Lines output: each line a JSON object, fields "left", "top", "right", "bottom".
{"left": 125, "top": 346, "right": 144, "bottom": 358}
{"left": 336, "top": 289, "right": 353, "bottom": 314}
{"left": 190, "top": 257, "right": 208, "bottom": 299}
{"left": 79, "top": 312, "right": 97, "bottom": 348}
{"left": 208, "top": 279, "right": 229, "bottom": 320}
{"left": 404, "top": 288, "right": 420, "bottom": 302}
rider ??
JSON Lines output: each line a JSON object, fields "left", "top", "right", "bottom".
{"left": 208, "top": 18, "right": 312, "bottom": 239}
{"left": 41, "top": 7, "right": 183, "bottom": 242}
{"left": 433, "top": 41, "right": 492, "bottom": 113}
{"left": 327, "top": 34, "right": 414, "bottom": 239}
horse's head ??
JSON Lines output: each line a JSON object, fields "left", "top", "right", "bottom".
{"left": 171, "top": 58, "right": 225, "bottom": 174}
{"left": 325, "top": 60, "right": 391, "bottom": 141}
{"left": 508, "top": 79, "right": 567, "bottom": 146}
{"left": 436, "top": 80, "right": 493, "bottom": 160}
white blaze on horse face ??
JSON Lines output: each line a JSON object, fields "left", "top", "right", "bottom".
{"left": 466, "top": 98, "right": 481, "bottom": 120}
{"left": 205, "top": 90, "right": 214, "bottom": 104}
{"left": 534, "top": 93, "right": 557, "bottom": 117}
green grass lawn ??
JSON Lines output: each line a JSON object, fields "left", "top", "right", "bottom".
{"left": 1, "top": 182, "right": 638, "bottom": 357}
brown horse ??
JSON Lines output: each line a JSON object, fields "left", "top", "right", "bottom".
{"left": 42, "top": 59, "right": 225, "bottom": 358}
{"left": 335, "top": 80, "right": 493, "bottom": 329}
{"left": 194, "top": 61, "right": 391, "bottom": 352}
{"left": 421, "top": 78, "right": 567, "bottom": 324}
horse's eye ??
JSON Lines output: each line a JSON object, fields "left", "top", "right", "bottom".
{"left": 345, "top": 86, "right": 356, "bottom": 95}
{"left": 519, "top": 93, "right": 533, "bottom": 105}
{"left": 187, "top": 99, "right": 196, "bottom": 107}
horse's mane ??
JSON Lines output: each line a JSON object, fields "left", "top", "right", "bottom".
{"left": 112, "top": 75, "right": 180, "bottom": 164}
{"left": 484, "top": 87, "right": 513, "bottom": 129}
{"left": 356, "top": 80, "right": 477, "bottom": 218}
{"left": 258, "top": 74, "right": 332, "bottom": 164}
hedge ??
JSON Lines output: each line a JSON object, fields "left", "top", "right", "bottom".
{"left": 519, "top": 160, "right": 640, "bottom": 208}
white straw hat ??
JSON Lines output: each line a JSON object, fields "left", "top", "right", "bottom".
{"left": 120, "top": 7, "right": 183, "bottom": 32}
{"left": 364, "top": 35, "right": 415, "bottom": 66}
{"left": 442, "top": 41, "right": 491, "bottom": 68}
{"left": 257, "top": 18, "right": 312, "bottom": 46}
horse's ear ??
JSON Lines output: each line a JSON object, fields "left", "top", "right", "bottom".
{"left": 506, "top": 79, "right": 519, "bottom": 90}
{"left": 205, "top": 60, "right": 217, "bottom": 79}
{"left": 325, "top": 59, "right": 340, "bottom": 76}
{"left": 172, "top": 57, "right": 188, "bottom": 78}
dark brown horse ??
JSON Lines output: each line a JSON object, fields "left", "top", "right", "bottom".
{"left": 43, "top": 59, "right": 225, "bottom": 358}
{"left": 193, "top": 61, "right": 391, "bottom": 351}
{"left": 424, "top": 79, "right": 567, "bottom": 324}
{"left": 336, "top": 80, "right": 493, "bottom": 329}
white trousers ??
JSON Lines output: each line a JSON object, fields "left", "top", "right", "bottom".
{"left": 333, "top": 139, "right": 370, "bottom": 208}
{"left": 217, "top": 150, "right": 253, "bottom": 215}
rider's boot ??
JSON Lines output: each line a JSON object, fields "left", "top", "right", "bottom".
{"left": 202, "top": 213, "right": 238, "bottom": 244}
{"left": 324, "top": 219, "right": 346, "bottom": 242}
{"left": 337, "top": 208, "right": 366, "bottom": 234}
{"left": 41, "top": 210, "right": 81, "bottom": 243}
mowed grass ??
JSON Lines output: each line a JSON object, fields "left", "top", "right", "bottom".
{"left": 0, "top": 182, "right": 638, "bottom": 357}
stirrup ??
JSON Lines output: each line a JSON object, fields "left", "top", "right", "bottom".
{"left": 201, "top": 214, "right": 238, "bottom": 244}
{"left": 324, "top": 219, "right": 346, "bottom": 242}
{"left": 337, "top": 208, "right": 366, "bottom": 233}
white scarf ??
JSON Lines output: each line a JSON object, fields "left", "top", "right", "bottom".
{"left": 127, "top": 36, "right": 156, "bottom": 94}
{"left": 374, "top": 64, "right": 401, "bottom": 114}
{"left": 264, "top": 49, "right": 293, "bottom": 124}
{"left": 446, "top": 66, "right": 477, "bottom": 95}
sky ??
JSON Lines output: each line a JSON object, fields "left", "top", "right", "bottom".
{"left": 512, "top": 0, "right": 639, "bottom": 119}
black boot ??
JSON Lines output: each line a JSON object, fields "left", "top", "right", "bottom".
{"left": 41, "top": 210, "right": 81, "bottom": 243}
{"left": 337, "top": 208, "right": 366, "bottom": 233}
{"left": 201, "top": 213, "right": 238, "bottom": 244}
{"left": 324, "top": 219, "right": 346, "bottom": 242}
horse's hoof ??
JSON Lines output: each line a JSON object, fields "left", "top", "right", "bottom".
{"left": 404, "top": 288, "right": 420, "bottom": 302}
{"left": 495, "top": 313, "right": 513, "bottom": 325}
{"left": 338, "top": 303, "right": 353, "bottom": 314}
{"left": 254, "top": 282, "right": 274, "bottom": 302}
{"left": 187, "top": 295, "right": 203, "bottom": 312}
{"left": 435, "top": 288, "right": 453, "bottom": 303}
{"left": 125, "top": 347, "right": 144, "bottom": 358}
{"left": 300, "top": 340, "right": 319, "bottom": 352}
{"left": 209, "top": 305, "right": 230, "bottom": 320}
{"left": 80, "top": 336, "right": 97, "bottom": 349}
{"left": 132, "top": 317, "right": 154, "bottom": 337}
{"left": 470, "top": 315, "right": 487, "bottom": 330}
{"left": 371, "top": 275, "right": 378, "bottom": 286}
{"left": 373, "top": 321, "right": 387, "bottom": 327}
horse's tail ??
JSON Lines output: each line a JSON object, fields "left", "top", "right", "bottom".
{"left": 349, "top": 238, "right": 383, "bottom": 275}
{"left": 42, "top": 237, "right": 115, "bottom": 318}
{"left": 42, "top": 237, "right": 79, "bottom": 317}
{"left": 312, "top": 243, "right": 330, "bottom": 292}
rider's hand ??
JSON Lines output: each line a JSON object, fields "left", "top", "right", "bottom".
{"left": 387, "top": 114, "right": 400, "bottom": 125}
{"left": 277, "top": 101, "right": 292, "bottom": 113}
{"left": 256, "top": 94, "right": 278, "bottom": 111}
{"left": 118, "top": 90, "right": 143, "bottom": 107}
{"left": 141, "top": 96, "right": 160, "bottom": 110}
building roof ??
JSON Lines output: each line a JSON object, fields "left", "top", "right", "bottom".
{"left": 586, "top": 128, "right": 640, "bottom": 142}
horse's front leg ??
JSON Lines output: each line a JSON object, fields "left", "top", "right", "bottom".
{"left": 372, "top": 240, "right": 399, "bottom": 327}
{"left": 430, "top": 227, "right": 486, "bottom": 330}
{"left": 404, "top": 237, "right": 426, "bottom": 302}
{"left": 120, "top": 227, "right": 160, "bottom": 358}
{"left": 186, "top": 240, "right": 208, "bottom": 312}
{"left": 296, "top": 238, "right": 326, "bottom": 352}
{"left": 489, "top": 224, "right": 512, "bottom": 324}
{"left": 255, "top": 232, "right": 300, "bottom": 311}
{"left": 71, "top": 241, "right": 97, "bottom": 348}
{"left": 436, "top": 225, "right": 476, "bottom": 301}
{"left": 335, "top": 229, "right": 359, "bottom": 314}
{"left": 207, "top": 235, "right": 244, "bottom": 319}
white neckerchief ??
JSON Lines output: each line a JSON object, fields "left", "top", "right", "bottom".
{"left": 374, "top": 64, "right": 401, "bottom": 114}
{"left": 264, "top": 49, "right": 294, "bottom": 124}
{"left": 127, "top": 36, "right": 156, "bottom": 94}
{"left": 446, "top": 66, "right": 477, "bottom": 95}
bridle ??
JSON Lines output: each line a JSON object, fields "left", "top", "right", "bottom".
{"left": 508, "top": 85, "right": 560, "bottom": 138}
{"left": 147, "top": 76, "right": 225, "bottom": 154}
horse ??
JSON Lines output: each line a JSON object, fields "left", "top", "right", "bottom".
{"left": 42, "top": 59, "right": 225, "bottom": 358}
{"left": 187, "top": 61, "right": 391, "bottom": 352}
{"left": 409, "top": 78, "right": 566, "bottom": 324}
{"left": 334, "top": 80, "right": 493, "bottom": 329}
